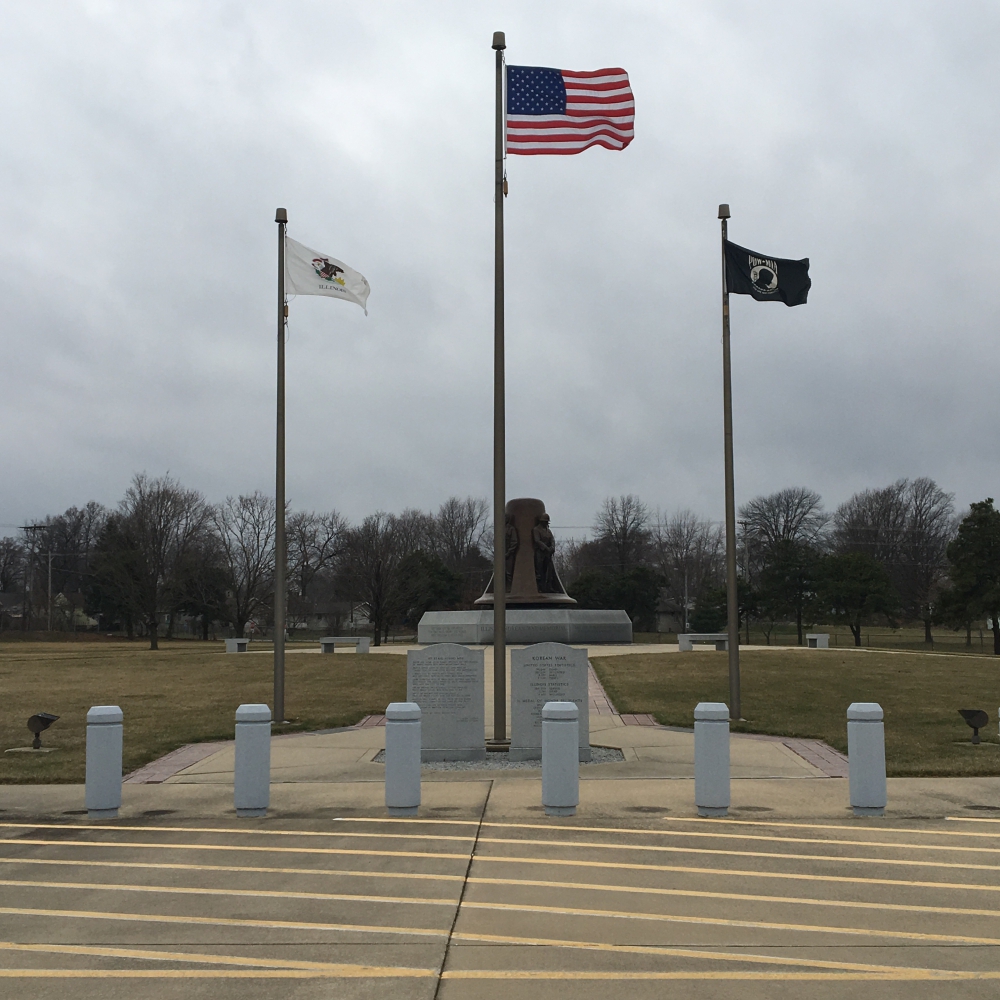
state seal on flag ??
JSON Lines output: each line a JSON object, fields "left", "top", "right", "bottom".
{"left": 312, "top": 257, "right": 347, "bottom": 286}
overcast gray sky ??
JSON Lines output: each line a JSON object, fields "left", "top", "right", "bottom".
{"left": 2, "top": 1, "right": 998, "bottom": 537}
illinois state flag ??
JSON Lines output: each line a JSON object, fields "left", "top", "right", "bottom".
{"left": 284, "top": 236, "right": 370, "bottom": 313}
{"left": 506, "top": 65, "right": 634, "bottom": 154}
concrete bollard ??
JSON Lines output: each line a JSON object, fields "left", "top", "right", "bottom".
{"left": 86, "top": 705, "right": 123, "bottom": 819}
{"left": 234, "top": 704, "right": 271, "bottom": 817}
{"left": 385, "top": 703, "right": 421, "bottom": 816}
{"left": 847, "top": 702, "right": 886, "bottom": 816}
{"left": 694, "top": 702, "right": 730, "bottom": 817}
{"left": 542, "top": 701, "right": 580, "bottom": 817}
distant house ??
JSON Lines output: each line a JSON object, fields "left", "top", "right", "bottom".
{"left": 0, "top": 592, "right": 24, "bottom": 628}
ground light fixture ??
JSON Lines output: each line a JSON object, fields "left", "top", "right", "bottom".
{"left": 958, "top": 708, "right": 989, "bottom": 744}
{"left": 26, "top": 713, "right": 59, "bottom": 749}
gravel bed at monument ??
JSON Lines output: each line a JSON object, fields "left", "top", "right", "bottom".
{"left": 371, "top": 746, "right": 625, "bottom": 769}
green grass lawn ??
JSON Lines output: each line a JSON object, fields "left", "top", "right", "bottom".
{"left": 591, "top": 648, "right": 1000, "bottom": 777}
{"left": 0, "top": 640, "right": 405, "bottom": 784}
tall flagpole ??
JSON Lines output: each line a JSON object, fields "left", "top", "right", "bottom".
{"left": 274, "top": 207, "right": 288, "bottom": 723}
{"left": 719, "top": 203, "right": 741, "bottom": 720}
{"left": 490, "top": 30, "right": 507, "bottom": 746}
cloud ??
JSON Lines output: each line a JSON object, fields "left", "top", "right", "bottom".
{"left": 1, "top": 0, "right": 998, "bottom": 532}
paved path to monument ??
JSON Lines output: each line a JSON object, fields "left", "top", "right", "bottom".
{"left": 1, "top": 777, "right": 999, "bottom": 996}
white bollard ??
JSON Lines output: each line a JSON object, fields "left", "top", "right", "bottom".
{"left": 847, "top": 702, "right": 886, "bottom": 816}
{"left": 234, "top": 704, "right": 271, "bottom": 817}
{"left": 86, "top": 705, "right": 123, "bottom": 819}
{"left": 542, "top": 701, "right": 580, "bottom": 817}
{"left": 385, "top": 703, "right": 421, "bottom": 816}
{"left": 694, "top": 702, "right": 730, "bottom": 817}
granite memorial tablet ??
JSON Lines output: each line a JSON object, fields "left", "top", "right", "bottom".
{"left": 510, "top": 642, "right": 590, "bottom": 761}
{"left": 407, "top": 644, "right": 486, "bottom": 761}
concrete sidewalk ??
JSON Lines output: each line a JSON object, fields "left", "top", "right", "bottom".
{"left": 122, "top": 650, "right": 844, "bottom": 786}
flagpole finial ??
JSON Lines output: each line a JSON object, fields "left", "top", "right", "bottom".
{"left": 718, "top": 204, "right": 730, "bottom": 220}
{"left": 275, "top": 207, "right": 287, "bottom": 224}
{"left": 492, "top": 31, "right": 505, "bottom": 50}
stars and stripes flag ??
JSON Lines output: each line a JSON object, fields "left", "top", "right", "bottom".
{"left": 505, "top": 65, "right": 634, "bottom": 155}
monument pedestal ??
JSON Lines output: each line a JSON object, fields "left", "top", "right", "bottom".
{"left": 417, "top": 609, "right": 632, "bottom": 645}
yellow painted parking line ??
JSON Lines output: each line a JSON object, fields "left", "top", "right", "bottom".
{"left": 0, "top": 970, "right": 427, "bottom": 979}
{"left": 451, "top": 931, "right": 947, "bottom": 975}
{"left": 10, "top": 832, "right": 998, "bottom": 872}
{"left": 0, "top": 906, "right": 450, "bottom": 939}
{"left": 478, "top": 836, "right": 1000, "bottom": 872}
{"left": 458, "top": 899, "right": 1000, "bottom": 947}
{"left": 9, "top": 855, "right": 1000, "bottom": 898}
{"left": 0, "top": 930, "right": 974, "bottom": 979}
{"left": 0, "top": 856, "right": 464, "bottom": 883}
{"left": 467, "top": 875, "right": 1000, "bottom": 917}
{"left": 7, "top": 836, "right": 999, "bottom": 878}
{"left": 476, "top": 852, "right": 1000, "bottom": 882}
{"left": 3, "top": 837, "right": 468, "bottom": 861}
{"left": 486, "top": 829, "right": 1000, "bottom": 856}
{"left": 0, "top": 879, "right": 456, "bottom": 908}
{"left": 442, "top": 971, "right": 1000, "bottom": 981}
{"left": 0, "top": 939, "right": 431, "bottom": 973}
{"left": 335, "top": 815, "right": 1000, "bottom": 840}
{"left": 0, "top": 822, "right": 473, "bottom": 842}
{"left": 0, "top": 820, "right": 1000, "bottom": 854}
{"left": 663, "top": 816, "right": 1000, "bottom": 838}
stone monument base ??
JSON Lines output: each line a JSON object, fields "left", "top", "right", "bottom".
{"left": 417, "top": 609, "right": 632, "bottom": 645}
{"left": 421, "top": 747, "right": 488, "bottom": 762}
{"left": 510, "top": 746, "right": 593, "bottom": 763}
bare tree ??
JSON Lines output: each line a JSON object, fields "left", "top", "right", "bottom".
{"left": 28, "top": 502, "right": 108, "bottom": 629}
{"left": 833, "top": 477, "right": 954, "bottom": 643}
{"left": 593, "top": 495, "right": 651, "bottom": 573}
{"left": 739, "top": 487, "right": 829, "bottom": 549}
{"left": 433, "top": 496, "right": 490, "bottom": 571}
{"left": 652, "top": 510, "right": 724, "bottom": 630}
{"left": 393, "top": 508, "right": 437, "bottom": 557}
{"left": 0, "top": 537, "right": 25, "bottom": 594}
{"left": 117, "top": 473, "right": 209, "bottom": 649}
{"left": 339, "top": 512, "right": 409, "bottom": 645}
{"left": 287, "top": 510, "right": 346, "bottom": 600}
{"left": 212, "top": 492, "right": 276, "bottom": 638}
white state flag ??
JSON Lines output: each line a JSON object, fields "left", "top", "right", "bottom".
{"left": 284, "top": 236, "right": 370, "bottom": 313}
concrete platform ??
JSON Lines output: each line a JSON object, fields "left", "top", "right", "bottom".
{"left": 418, "top": 609, "right": 632, "bottom": 644}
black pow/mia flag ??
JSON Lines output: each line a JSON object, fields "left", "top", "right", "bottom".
{"left": 725, "top": 240, "right": 810, "bottom": 307}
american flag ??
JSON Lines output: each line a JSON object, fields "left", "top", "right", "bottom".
{"left": 506, "top": 65, "right": 634, "bottom": 155}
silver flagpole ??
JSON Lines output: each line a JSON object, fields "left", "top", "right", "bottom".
{"left": 719, "top": 203, "right": 741, "bottom": 721}
{"left": 490, "top": 30, "right": 508, "bottom": 746}
{"left": 274, "top": 207, "right": 288, "bottom": 723}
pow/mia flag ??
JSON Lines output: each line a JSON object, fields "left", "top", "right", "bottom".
{"left": 725, "top": 240, "right": 810, "bottom": 307}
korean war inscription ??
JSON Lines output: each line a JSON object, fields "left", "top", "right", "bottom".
{"left": 510, "top": 642, "right": 590, "bottom": 761}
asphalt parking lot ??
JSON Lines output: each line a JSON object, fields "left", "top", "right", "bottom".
{"left": 1, "top": 778, "right": 999, "bottom": 998}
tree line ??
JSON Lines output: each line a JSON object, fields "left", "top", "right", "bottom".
{"left": 0, "top": 474, "right": 492, "bottom": 648}
{"left": 560, "top": 480, "right": 1000, "bottom": 654}
{"left": 5, "top": 472, "right": 1000, "bottom": 652}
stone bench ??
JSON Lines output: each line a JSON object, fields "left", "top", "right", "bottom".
{"left": 320, "top": 636, "right": 371, "bottom": 654}
{"left": 806, "top": 633, "right": 829, "bottom": 648}
{"left": 678, "top": 633, "right": 728, "bottom": 652}
{"left": 225, "top": 638, "right": 249, "bottom": 653}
